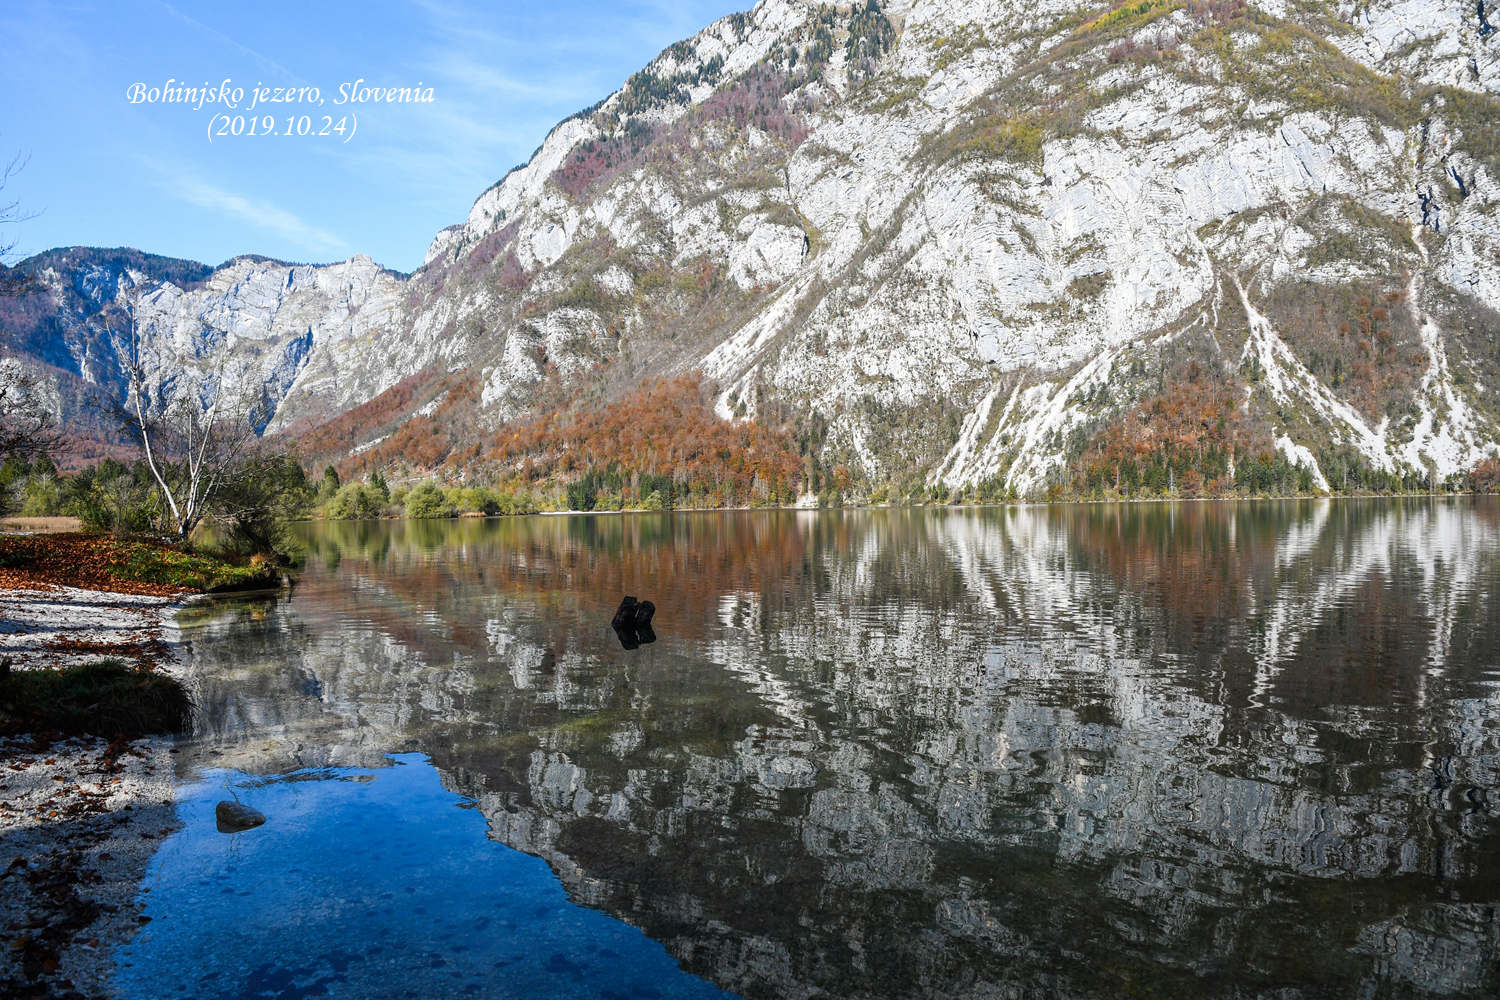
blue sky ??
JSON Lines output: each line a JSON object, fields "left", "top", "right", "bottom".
{"left": 0, "top": 1, "right": 745, "bottom": 273}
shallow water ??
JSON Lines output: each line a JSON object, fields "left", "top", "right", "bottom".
{"left": 115, "top": 755, "right": 731, "bottom": 999}
{"left": 126, "top": 499, "right": 1500, "bottom": 999}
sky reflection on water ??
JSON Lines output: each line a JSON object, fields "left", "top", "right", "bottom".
{"left": 135, "top": 499, "right": 1500, "bottom": 999}
{"left": 117, "top": 755, "right": 734, "bottom": 1000}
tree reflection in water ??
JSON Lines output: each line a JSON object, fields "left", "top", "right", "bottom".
{"left": 172, "top": 499, "right": 1500, "bottom": 999}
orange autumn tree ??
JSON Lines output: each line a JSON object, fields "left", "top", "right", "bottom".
{"left": 1069, "top": 361, "right": 1257, "bottom": 498}
{"left": 485, "top": 375, "right": 803, "bottom": 509}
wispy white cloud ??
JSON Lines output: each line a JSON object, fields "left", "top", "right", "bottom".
{"left": 139, "top": 157, "right": 346, "bottom": 256}
{"left": 178, "top": 181, "right": 345, "bottom": 254}
{"left": 145, "top": 0, "right": 305, "bottom": 84}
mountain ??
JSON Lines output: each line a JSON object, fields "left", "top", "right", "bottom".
{"left": 6, "top": 0, "right": 1500, "bottom": 498}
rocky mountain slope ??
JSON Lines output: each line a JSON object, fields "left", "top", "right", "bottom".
{"left": 6, "top": 0, "right": 1500, "bottom": 497}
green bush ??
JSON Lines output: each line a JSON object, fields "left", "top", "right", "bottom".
{"left": 434, "top": 483, "right": 540, "bottom": 517}
{"left": 215, "top": 454, "right": 314, "bottom": 558}
{"left": 404, "top": 481, "right": 453, "bottom": 519}
{"left": 18, "top": 475, "right": 63, "bottom": 516}
{"left": 0, "top": 453, "right": 29, "bottom": 496}
{"left": 500, "top": 490, "right": 540, "bottom": 515}
{"left": 451, "top": 486, "right": 499, "bottom": 515}
{"left": 325, "top": 482, "right": 385, "bottom": 520}
{"left": 67, "top": 473, "right": 158, "bottom": 534}
{"left": 317, "top": 465, "right": 342, "bottom": 504}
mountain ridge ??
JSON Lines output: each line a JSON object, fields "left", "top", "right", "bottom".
{"left": 5, "top": 0, "right": 1500, "bottom": 498}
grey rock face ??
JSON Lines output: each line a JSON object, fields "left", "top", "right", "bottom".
{"left": 10, "top": 1, "right": 1500, "bottom": 492}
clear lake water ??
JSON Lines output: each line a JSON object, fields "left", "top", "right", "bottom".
{"left": 115, "top": 499, "right": 1500, "bottom": 999}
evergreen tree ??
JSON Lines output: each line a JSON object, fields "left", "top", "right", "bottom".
{"left": 0, "top": 453, "right": 29, "bottom": 491}
{"left": 318, "top": 465, "right": 341, "bottom": 502}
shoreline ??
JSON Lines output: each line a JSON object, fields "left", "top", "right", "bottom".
{"left": 1, "top": 582, "right": 200, "bottom": 1000}
{"left": 304, "top": 489, "right": 1497, "bottom": 524}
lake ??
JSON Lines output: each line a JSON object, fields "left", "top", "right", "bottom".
{"left": 118, "top": 499, "right": 1500, "bottom": 999}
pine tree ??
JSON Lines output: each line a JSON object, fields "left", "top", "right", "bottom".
{"left": 318, "top": 465, "right": 341, "bottom": 503}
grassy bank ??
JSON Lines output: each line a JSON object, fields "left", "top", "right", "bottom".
{"left": 0, "top": 659, "right": 191, "bottom": 739}
{"left": 0, "top": 532, "right": 275, "bottom": 594}
{"left": 0, "top": 534, "right": 248, "bottom": 740}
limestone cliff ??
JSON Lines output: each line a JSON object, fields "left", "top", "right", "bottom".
{"left": 8, "top": 0, "right": 1500, "bottom": 496}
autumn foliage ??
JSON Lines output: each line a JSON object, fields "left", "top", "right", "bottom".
{"left": 553, "top": 64, "right": 812, "bottom": 206}
{"left": 0, "top": 532, "right": 257, "bottom": 594}
{"left": 284, "top": 371, "right": 443, "bottom": 463}
{"left": 1068, "top": 362, "right": 1257, "bottom": 498}
{"left": 485, "top": 375, "right": 803, "bottom": 509}
{"left": 1472, "top": 457, "right": 1500, "bottom": 493}
{"left": 1266, "top": 281, "right": 1426, "bottom": 424}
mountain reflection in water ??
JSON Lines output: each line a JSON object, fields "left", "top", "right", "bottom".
{"left": 167, "top": 500, "right": 1500, "bottom": 999}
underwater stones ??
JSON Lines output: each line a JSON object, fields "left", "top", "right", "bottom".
{"left": 216, "top": 801, "right": 266, "bottom": 833}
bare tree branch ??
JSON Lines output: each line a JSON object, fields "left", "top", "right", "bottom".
{"left": 109, "top": 299, "right": 263, "bottom": 541}
{"left": 0, "top": 147, "right": 40, "bottom": 293}
{"left": 0, "top": 359, "right": 59, "bottom": 460}
{"left": 0, "top": 147, "right": 39, "bottom": 295}
{"left": 0, "top": 145, "right": 58, "bottom": 460}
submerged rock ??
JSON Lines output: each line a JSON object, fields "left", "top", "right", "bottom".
{"left": 612, "top": 596, "right": 658, "bottom": 649}
{"left": 613, "top": 623, "right": 657, "bottom": 650}
{"left": 611, "top": 597, "right": 655, "bottom": 629}
{"left": 215, "top": 801, "right": 265, "bottom": 833}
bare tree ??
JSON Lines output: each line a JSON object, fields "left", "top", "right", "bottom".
{"left": 109, "top": 300, "right": 267, "bottom": 542}
{"left": 0, "top": 359, "right": 58, "bottom": 460}
{"left": 0, "top": 143, "right": 53, "bottom": 464}
{"left": 0, "top": 142, "right": 52, "bottom": 460}
{"left": 0, "top": 146, "right": 40, "bottom": 296}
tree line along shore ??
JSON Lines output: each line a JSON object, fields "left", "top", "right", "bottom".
{"left": 5, "top": 443, "right": 1500, "bottom": 551}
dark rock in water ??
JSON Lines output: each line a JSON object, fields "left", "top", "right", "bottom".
{"left": 612, "top": 597, "right": 658, "bottom": 647}
{"left": 611, "top": 596, "right": 639, "bottom": 629}
{"left": 611, "top": 597, "right": 656, "bottom": 629}
{"left": 215, "top": 800, "right": 266, "bottom": 833}
{"left": 614, "top": 623, "right": 656, "bottom": 650}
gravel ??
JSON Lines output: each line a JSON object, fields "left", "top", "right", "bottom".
{"left": 0, "top": 583, "right": 201, "bottom": 999}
